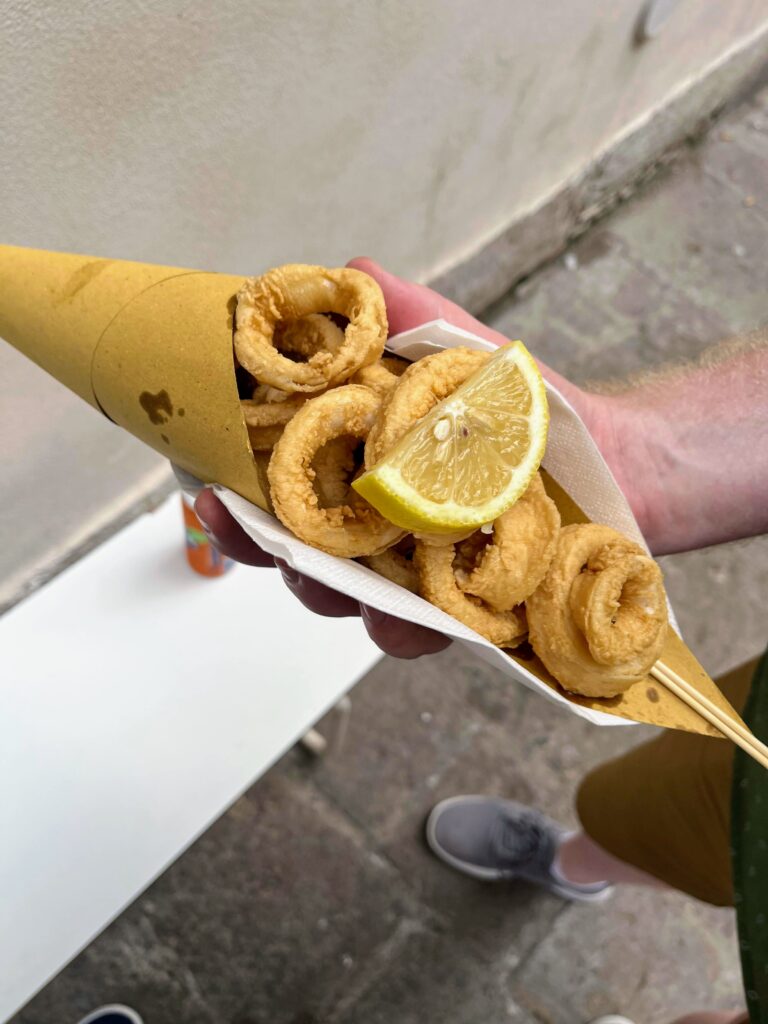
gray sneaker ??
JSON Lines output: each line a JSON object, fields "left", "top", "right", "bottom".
{"left": 426, "top": 796, "right": 613, "bottom": 903}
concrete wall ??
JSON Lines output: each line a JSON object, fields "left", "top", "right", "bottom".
{"left": 2, "top": 1, "right": 766, "bottom": 282}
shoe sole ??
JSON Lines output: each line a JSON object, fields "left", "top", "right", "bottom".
{"left": 425, "top": 796, "right": 613, "bottom": 904}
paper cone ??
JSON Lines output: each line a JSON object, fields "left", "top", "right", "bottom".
{"left": 1, "top": 247, "right": 742, "bottom": 736}
{"left": 0, "top": 244, "right": 268, "bottom": 509}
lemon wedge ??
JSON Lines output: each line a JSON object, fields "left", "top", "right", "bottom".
{"left": 352, "top": 341, "right": 549, "bottom": 534}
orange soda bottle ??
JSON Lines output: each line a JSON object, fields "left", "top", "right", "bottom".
{"left": 181, "top": 493, "right": 234, "bottom": 577}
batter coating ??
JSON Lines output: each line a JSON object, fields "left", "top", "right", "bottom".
{"left": 414, "top": 542, "right": 527, "bottom": 647}
{"left": 359, "top": 537, "right": 419, "bottom": 594}
{"left": 235, "top": 265, "right": 387, "bottom": 393}
{"left": 364, "top": 347, "right": 490, "bottom": 467}
{"left": 311, "top": 435, "right": 360, "bottom": 508}
{"left": 351, "top": 355, "right": 409, "bottom": 396}
{"left": 274, "top": 313, "right": 345, "bottom": 360}
{"left": 242, "top": 392, "right": 307, "bottom": 450}
{"left": 455, "top": 473, "right": 560, "bottom": 611}
{"left": 526, "top": 523, "right": 668, "bottom": 698}
{"left": 268, "top": 385, "right": 404, "bottom": 557}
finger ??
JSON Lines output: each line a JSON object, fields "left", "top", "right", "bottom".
{"left": 346, "top": 257, "right": 586, "bottom": 410}
{"left": 359, "top": 604, "right": 452, "bottom": 659}
{"left": 275, "top": 560, "right": 361, "bottom": 618}
{"left": 194, "top": 489, "right": 275, "bottom": 567}
{"left": 346, "top": 257, "right": 507, "bottom": 346}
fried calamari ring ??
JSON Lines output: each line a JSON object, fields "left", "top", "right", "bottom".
{"left": 364, "top": 347, "right": 489, "bottom": 467}
{"left": 268, "top": 386, "right": 405, "bottom": 557}
{"left": 274, "top": 314, "right": 345, "bottom": 360}
{"left": 414, "top": 541, "right": 527, "bottom": 647}
{"left": 251, "top": 383, "right": 293, "bottom": 404}
{"left": 246, "top": 354, "right": 405, "bottom": 453}
{"left": 235, "top": 265, "right": 387, "bottom": 393}
{"left": 526, "top": 524, "right": 668, "bottom": 698}
{"left": 413, "top": 526, "right": 477, "bottom": 547}
{"left": 454, "top": 474, "right": 560, "bottom": 611}
{"left": 359, "top": 537, "right": 419, "bottom": 594}
{"left": 311, "top": 436, "right": 360, "bottom": 508}
{"left": 351, "top": 356, "right": 409, "bottom": 396}
{"left": 241, "top": 392, "right": 308, "bottom": 451}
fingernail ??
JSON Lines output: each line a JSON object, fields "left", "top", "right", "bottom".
{"left": 360, "top": 603, "right": 386, "bottom": 626}
{"left": 275, "top": 558, "right": 299, "bottom": 586}
{"left": 195, "top": 508, "right": 214, "bottom": 535}
{"left": 197, "top": 519, "right": 221, "bottom": 547}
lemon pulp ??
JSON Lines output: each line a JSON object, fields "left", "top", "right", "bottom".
{"left": 353, "top": 341, "right": 548, "bottom": 533}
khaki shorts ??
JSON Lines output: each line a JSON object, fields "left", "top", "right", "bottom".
{"left": 576, "top": 658, "right": 757, "bottom": 907}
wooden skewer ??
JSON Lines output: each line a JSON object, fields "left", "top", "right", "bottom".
{"left": 653, "top": 660, "right": 766, "bottom": 756}
{"left": 651, "top": 661, "right": 768, "bottom": 771}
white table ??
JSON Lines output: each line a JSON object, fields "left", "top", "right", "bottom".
{"left": 0, "top": 496, "right": 380, "bottom": 1021}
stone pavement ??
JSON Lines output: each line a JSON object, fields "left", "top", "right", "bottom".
{"left": 13, "top": 86, "right": 768, "bottom": 1024}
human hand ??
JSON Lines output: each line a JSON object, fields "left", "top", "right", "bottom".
{"left": 194, "top": 488, "right": 451, "bottom": 659}
{"left": 345, "top": 258, "right": 605, "bottom": 431}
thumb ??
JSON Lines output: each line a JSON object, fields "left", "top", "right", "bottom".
{"left": 346, "top": 257, "right": 586, "bottom": 413}
{"left": 346, "top": 257, "right": 506, "bottom": 347}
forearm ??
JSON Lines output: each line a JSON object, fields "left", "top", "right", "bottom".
{"left": 580, "top": 337, "right": 768, "bottom": 555}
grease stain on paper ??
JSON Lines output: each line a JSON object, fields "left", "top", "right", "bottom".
{"left": 57, "top": 260, "right": 112, "bottom": 303}
{"left": 139, "top": 388, "right": 174, "bottom": 425}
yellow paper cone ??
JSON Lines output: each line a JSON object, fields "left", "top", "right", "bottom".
{"left": 0, "top": 244, "right": 267, "bottom": 508}
{"left": 0, "top": 244, "right": 740, "bottom": 736}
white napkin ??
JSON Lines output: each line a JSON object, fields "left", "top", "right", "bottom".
{"left": 186, "top": 320, "right": 676, "bottom": 728}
